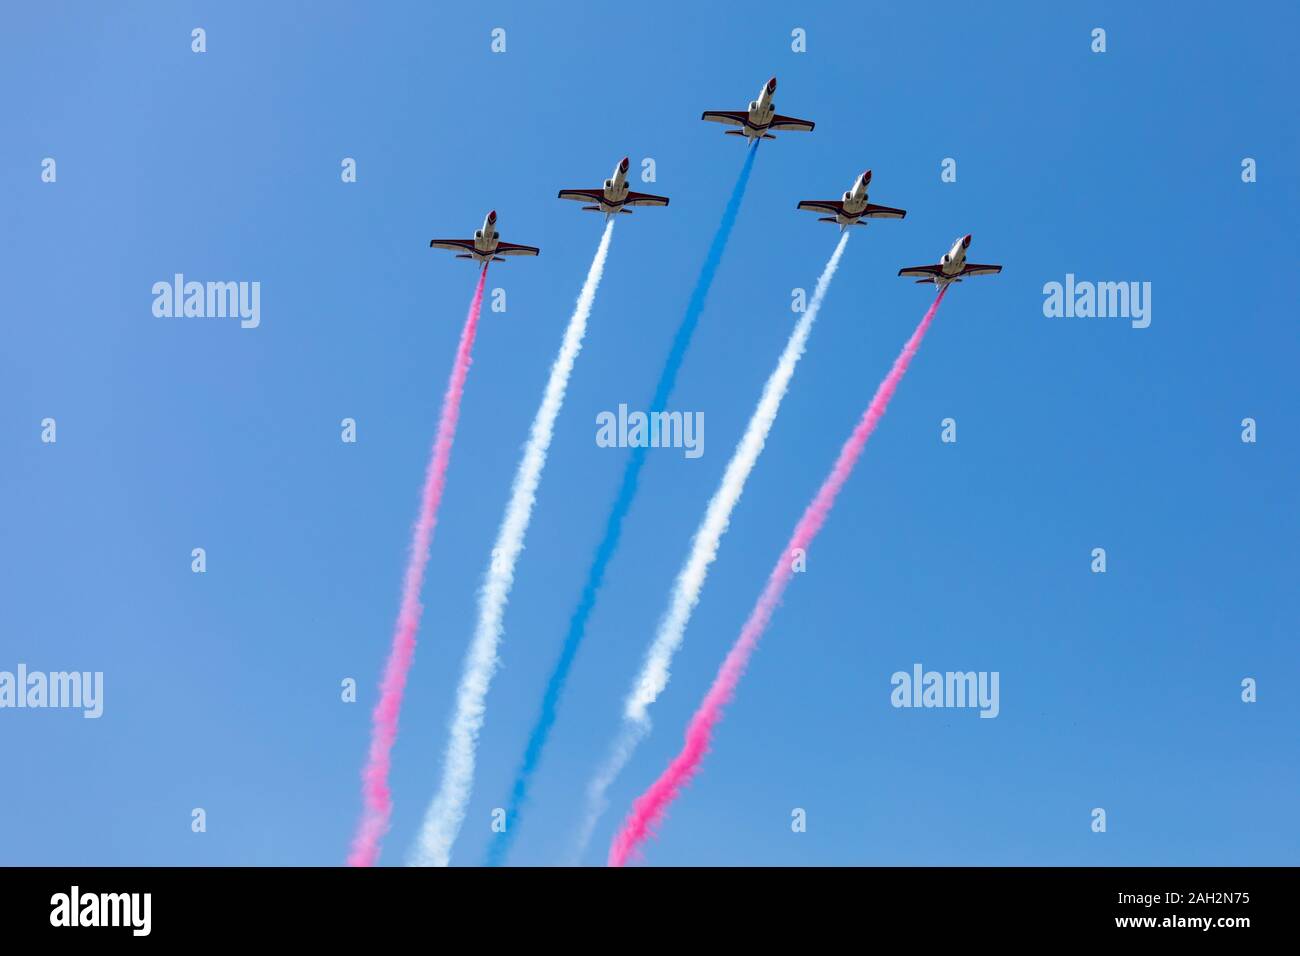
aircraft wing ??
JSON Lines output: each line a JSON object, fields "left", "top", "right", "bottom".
{"left": 897, "top": 263, "right": 945, "bottom": 279}
{"left": 769, "top": 113, "right": 815, "bottom": 132}
{"left": 558, "top": 188, "right": 606, "bottom": 203}
{"left": 623, "top": 190, "right": 670, "bottom": 207}
{"left": 959, "top": 263, "right": 1002, "bottom": 277}
{"left": 797, "top": 200, "right": 846, "bottom": 215}
{"left": 494, "top": 241, "right": 540, "bottom": 257}
{"left": 861, "top": 203, "right": 907, "bottom": 220}
{"left": 701, "top": 110, "right": 749, "bottom": 128}
{"left": 429, "top": 239, "right": 478, "bottom": 253}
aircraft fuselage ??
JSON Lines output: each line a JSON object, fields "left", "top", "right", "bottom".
{"left": 736, "top": 77, "right": 779, "bottom": 139}
{"left": 937, "top": 234, "right": 973, "bottom": 278}
{"left": 829, "top": 171, "right": 873, "bottom": 225}
{"left": 468, "top": 210, "right": 501, "bottom": 260}
{"left": 593, "top": 157, "right": 633, "bottom": 211}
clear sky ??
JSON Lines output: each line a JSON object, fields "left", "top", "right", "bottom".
{"left": 1, "top": 1, "right": 1296, "bottom": 866}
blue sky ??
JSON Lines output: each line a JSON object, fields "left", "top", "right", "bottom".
{"left": 1, "top": 1, "right": 1296, "bottom": 866}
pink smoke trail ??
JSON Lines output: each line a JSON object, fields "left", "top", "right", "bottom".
{"left": 608, "top": 287, "right": 948, "bottom": 867}
{"left": 348, "top": 268, "right": 489, "bottom": 867}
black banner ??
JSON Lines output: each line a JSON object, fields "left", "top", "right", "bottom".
{"left": 0, "top": 866, "right": 1282, "bottom": 941}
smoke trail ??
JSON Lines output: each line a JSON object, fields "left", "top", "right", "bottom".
{"left": 348, "top": 268, "right": 489, "bottom": 867}
{"left": 572, "top": 232, "right": 851, "bottom": 862}
{"left": 410, "top": 221, "right": 616, "bottom": 867}
{"left": 483, "top": 143, "right": 761, "bottom": 866}
{"left": 609, "top": 287, "right": 948, "bottom": 867}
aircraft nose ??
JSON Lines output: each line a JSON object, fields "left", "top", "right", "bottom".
{"left": 767, "top": 76, "right": 777, "bottom": 92}
{"left": 489, "top": 210, "right": 497, "bottom": 222}
{"left": 863, "top": 169, "right": 872, "bottom": 183}
{"left": 621, "top": 156, "right": 629, "bottom": 171}
{"left": 962, "top": 234, "right": 972, "bottom": 248}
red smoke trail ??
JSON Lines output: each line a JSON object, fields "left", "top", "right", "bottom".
{"left": 349, "top": 268, "right": 489, "bottom": 867}
{"left": 609, "top": 287, "right": 947, "bottom": 867}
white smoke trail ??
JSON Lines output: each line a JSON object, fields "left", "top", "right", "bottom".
{"left": 567, "top": 719, "right": 646, "bottom": 865}
{"left": 572, "top": 231, "right": 850, "bottom": 861}
{"left": 411, "top": 221, "right": 616, "bottom": 867}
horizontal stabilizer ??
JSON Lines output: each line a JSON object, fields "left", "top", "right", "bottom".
{"left": 817, "top": 216, "right": 837, "bottom": 223}
{"left": 724, "top": 129, "right": 746, "bottom": 136}
{"left": 455, "top": 254, "right": 473, "bottom": 259}
{"left": 761, "top": 133, "right": 775, "bottom": 140}
{"left": 581, "top": 205, "right": 601, "bottom": 211}
{"left": 618, "top": 208, "right": 633, "bottom": 215}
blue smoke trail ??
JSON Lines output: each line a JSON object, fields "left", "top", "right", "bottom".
{"left": 485, "top": 142, "right": 760, "bottom": 866}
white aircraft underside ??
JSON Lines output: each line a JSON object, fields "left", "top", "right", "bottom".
{"left": 797, "top": 170, "right": 906, "bottom": 231}
{"left": 429, "top": 210, "right": 540, "bottom": 266}
{"left": 557, "top": 156, "right": 670, "bottom": 220}
{"left": 898, "top": 235, "right": 1002, "bottom": 287}
{"left": 701, "top": 76, "right": 814, "bottom": 140}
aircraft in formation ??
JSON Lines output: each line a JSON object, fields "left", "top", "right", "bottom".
{"left": 428, "top": 76, "right": 1000, "bottom": 283}
{"left": 429, "top": 210, "right": 540, "bottom": 267}
{"left": 557, "top": 156, "right": 670, "bottom": 221}
{"left": 797, "top": 169, "right": 906, "bottom": 232}
{"left": 898, "top": 234, "right": 1003, "bottom": 288}
{"left": 701, "top": 76, "right": 815, "bottom": 140}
